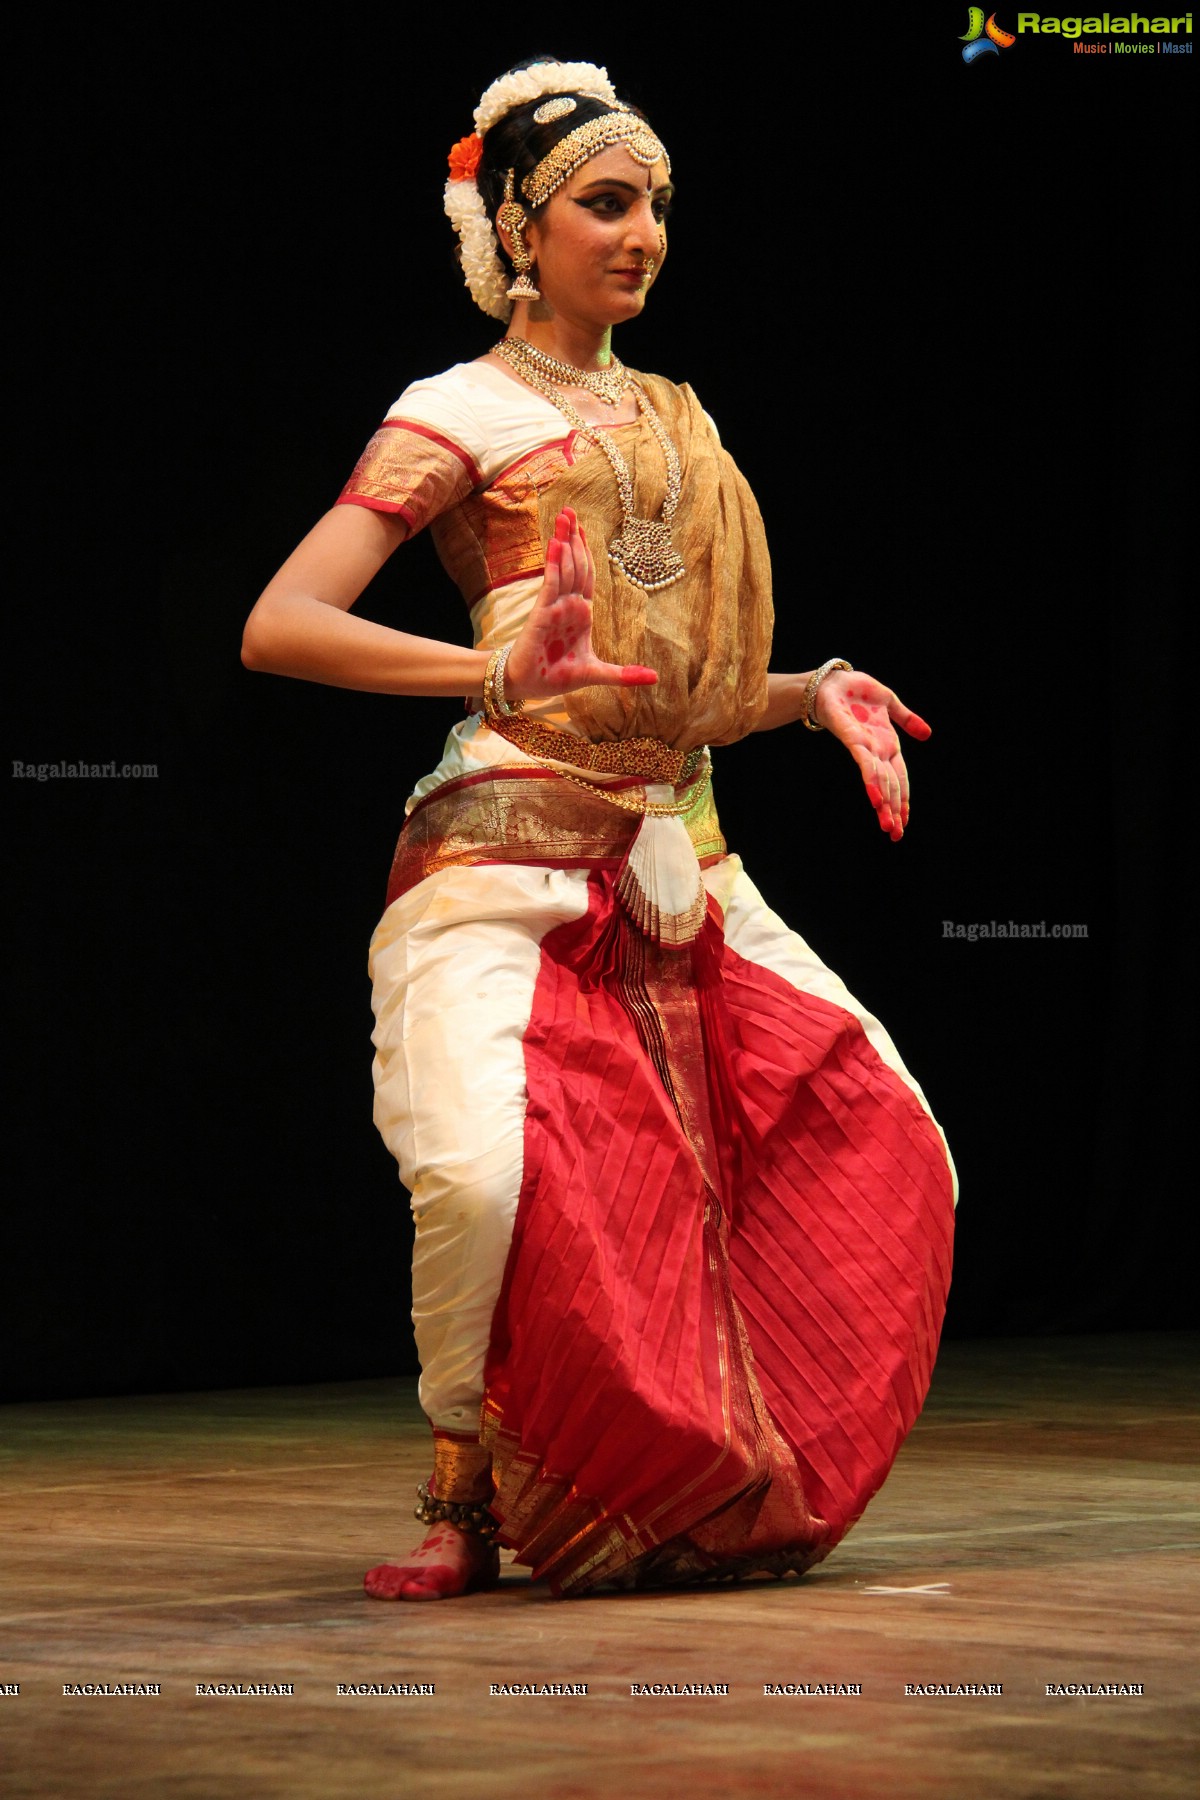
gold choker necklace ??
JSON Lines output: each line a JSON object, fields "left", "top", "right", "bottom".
{"left": 493, "top": 338, "right": 686, "bottom": 594}
{"left": 495, "top": 338, "right": 632, "bottom": 407}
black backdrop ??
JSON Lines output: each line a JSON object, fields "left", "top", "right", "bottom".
{"left": 8, "top": 13, "right": 1192, "bottom": 1400}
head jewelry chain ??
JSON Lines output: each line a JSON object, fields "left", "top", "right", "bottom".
{"left": 521, "top": 112, "right": 669, "bottom": 208}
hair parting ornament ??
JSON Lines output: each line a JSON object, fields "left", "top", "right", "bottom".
{"left": 443, "top": 60, "right": 668, "bottom": 322}
{"left": 533, "top": 96, "right": 577, "bottom": 125}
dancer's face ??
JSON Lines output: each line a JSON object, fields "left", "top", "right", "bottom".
{"left": 524, "top": 145, "right": 672, "bottom": 329}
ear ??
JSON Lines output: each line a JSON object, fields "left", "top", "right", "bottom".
{"left": 519, "top": 211, "right": 544, "bottom": 262}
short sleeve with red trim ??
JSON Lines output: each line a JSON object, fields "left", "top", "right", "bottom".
{"left": 336, "top": 366, "right": 494, "bottom": 534}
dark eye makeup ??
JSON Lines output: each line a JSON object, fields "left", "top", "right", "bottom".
{"left": 575, "top": 192, "right": 674, "bottom": 222}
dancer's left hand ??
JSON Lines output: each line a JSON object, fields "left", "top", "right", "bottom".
{"left": 813, "top": 668, "right": 931, "bottom": 842}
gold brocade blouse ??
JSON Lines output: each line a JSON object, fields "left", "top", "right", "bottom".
{"left": 337, "top": 360, "right": 774, "bottom": 753}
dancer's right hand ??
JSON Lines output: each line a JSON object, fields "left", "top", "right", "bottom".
{"left": 503, "top": 508, "right": 658, "bottom": 701}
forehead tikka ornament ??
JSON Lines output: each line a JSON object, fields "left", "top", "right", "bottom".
{"left": 522, "top": 111, "right": 670, "bottom": 210}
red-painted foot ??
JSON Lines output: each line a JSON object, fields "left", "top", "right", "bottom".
{"left": 364, "top": 1523, "right": 499, "bottom": 1602}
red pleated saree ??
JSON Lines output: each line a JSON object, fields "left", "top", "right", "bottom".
{"left": 481, "top": 872, "right": 955, "bottom": 1594}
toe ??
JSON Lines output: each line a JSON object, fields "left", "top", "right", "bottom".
{"left": 396, "top": 1578, "right": 446, "bottom": 1602}
{"left": 363, "top": 1563, "right": 406, "bottom": 1600}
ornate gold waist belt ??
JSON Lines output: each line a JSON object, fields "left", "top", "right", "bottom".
{"left": 484, "top": 711, "right": 704, "bottom": 786}
{"left": 383, "top": 764, "right": 726, "bottom": 913}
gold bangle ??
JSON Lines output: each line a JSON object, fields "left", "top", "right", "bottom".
{"left": 482, "top": 645, "right": 524, "bottom": 721}
{"left": 493, "top": 643, "right": 524, "bottom": 717}
{"left": 802, "top": 659, "right": 853, "bottom": 731}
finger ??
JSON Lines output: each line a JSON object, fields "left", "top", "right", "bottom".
{"left": 590, "top": 660, "right": 658, "bottom": 688}
{"left": 568, "top": 515, "right": 594, "bottom": 595}
{"left": 849, "top": 744, "right": 880, "bottom": 801}
{"left": 565, "top": 520, "right": 588, "bottom": 596}
{"left": 581, "top": 528, "right": 596, "bottom": 601}
{"left": 893, "top": 758, "right": 911, "bottom": 832}
{"left": 885, "top": 768, "right": 902, "bottom": 838}
{"left": 856, "top": 757, "right": 891, "bottom": 829}
{"left": 851, "top": 742, "right": 897, "bottom": 834}
{"left": 566, "top": 518, "right": 589, "bottom": 598}
{"left": 558, "top": 506, "right": 579, "bottom": 572}
{"left": 873, "top": 765, "right": 895, "bottom": 834}
{"left": 552, "top": 513, "right": 579, "bottom": 594}
{"left": 542, "top": 537, "right": 564, "bottom": 599}
{"left": 558, "top": 535, "right": 579, "bottom": 596}
{"left": 890, "top": 695, "right": 932, "bottom": 741}
{"left": 551, "top": 511, "right": 575, "bottom": 587}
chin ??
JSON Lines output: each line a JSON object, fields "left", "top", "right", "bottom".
{"left": 611, "top": 290, "right": 649, "bottom": 322}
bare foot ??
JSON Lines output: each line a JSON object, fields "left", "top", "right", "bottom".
{"left": 364, "top": 1522, "right": 498, "bottom": 1602}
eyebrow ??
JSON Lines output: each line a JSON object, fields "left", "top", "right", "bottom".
{"left": 575, "top": 177, "right": 676, "bottom": 198}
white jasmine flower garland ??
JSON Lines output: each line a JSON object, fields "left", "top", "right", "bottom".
{"left": 473, "top": 62, "right": 616, "bottom": 137}
{"left": 444, "top": 176, "right": 512, "bottom": 323}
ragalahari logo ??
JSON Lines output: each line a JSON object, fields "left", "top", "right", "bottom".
{"left": 961, "top": 8, "right": 1017, "bottom": 58}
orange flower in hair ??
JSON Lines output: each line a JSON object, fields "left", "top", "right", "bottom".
{"left": 448, "top": 134, "right": 483, "bottom": 181}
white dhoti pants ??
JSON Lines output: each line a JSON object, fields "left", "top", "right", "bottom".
{"left": 368, "top": 856, "right": 956, "bottom": 1430}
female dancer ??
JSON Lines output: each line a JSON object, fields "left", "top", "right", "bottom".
{"left": 241, "top": 59, "right": 957, "bottom": 1600}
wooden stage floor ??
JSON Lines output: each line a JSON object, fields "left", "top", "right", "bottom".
{"left": 1, "top": 1334, "right": 1195, "bottom": 1799}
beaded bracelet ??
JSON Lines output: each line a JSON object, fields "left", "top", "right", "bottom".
{"left": 801, "top": 659, "right": 853, "bottom": 731}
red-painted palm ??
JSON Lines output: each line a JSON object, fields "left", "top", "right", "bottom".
{"left": 504, "top": 507, "right": 658, "bottom": 699}
{"left": 815, "top": 669, "right": 932, "bottom": 841}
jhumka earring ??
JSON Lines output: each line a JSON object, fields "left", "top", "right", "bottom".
{"left": 498, "top": 169, "right": 540, "bottom": 303}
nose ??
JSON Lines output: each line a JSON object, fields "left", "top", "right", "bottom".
{"left": 625, "top": 198, "right": 662, "bottom": 261}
